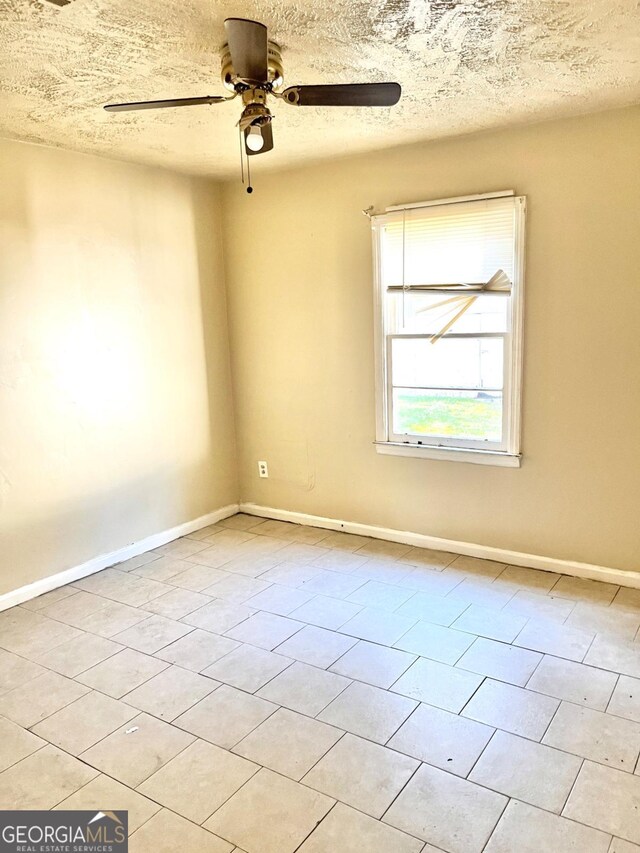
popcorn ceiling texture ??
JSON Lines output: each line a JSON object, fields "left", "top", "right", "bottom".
{"left": 1, "top": 0, "right": 639, "bottom": 177}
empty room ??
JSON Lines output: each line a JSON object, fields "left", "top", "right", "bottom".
{"left": 1, "top": 1, "right": 640, "bottom": 851}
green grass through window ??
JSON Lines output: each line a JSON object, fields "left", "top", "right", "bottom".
{"left": 394, "top": 393, "right": 502, "bottom": 441}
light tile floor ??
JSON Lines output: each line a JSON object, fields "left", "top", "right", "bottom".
{"left": 2, "top": 513, "right": 640, "bottom": 852}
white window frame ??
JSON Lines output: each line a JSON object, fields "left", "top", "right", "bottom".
{"left": 372, "top": 191, "right": 526, "bottom": 467}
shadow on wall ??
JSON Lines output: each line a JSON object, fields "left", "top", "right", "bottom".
{"left": 191, "top": 178, "right": 239, "bottom": 493}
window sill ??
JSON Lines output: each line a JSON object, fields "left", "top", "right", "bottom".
{"left": 374, "top": 441, "right": 521, "bottom": 467}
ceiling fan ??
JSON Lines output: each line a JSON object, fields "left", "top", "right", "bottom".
{"left": 104, "top": 17, "right": 401, "bottom": 187}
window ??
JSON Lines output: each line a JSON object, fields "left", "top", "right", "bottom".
{"left": 372, "top": 192, "right": 525, "bottom": 466}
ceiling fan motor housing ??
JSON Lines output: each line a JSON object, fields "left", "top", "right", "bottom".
{"left": 221, "top": 41, "right": 283, "bottom": 91}
{"left": 239, "top": 101, "right": 273, "bottom": 132}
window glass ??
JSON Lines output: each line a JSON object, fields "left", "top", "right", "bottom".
{"left": 390, "top": 337, "right": 504, "bottom": 391}
{"left": 392, "top": 388, "right": 503, "bottom": 442}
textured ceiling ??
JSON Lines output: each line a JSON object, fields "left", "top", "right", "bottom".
{"left": 1, "top": 0, "right": 639, "bottom": 178}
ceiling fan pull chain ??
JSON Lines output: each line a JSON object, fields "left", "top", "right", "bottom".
{"left": 246, "top": 147, "right": 253, "bottom": 194}
{"left": 401, "top": 208, "right": 407, "bottom": 329}
{"left": 238, "top": 125, "right": 245, "bottom": 185}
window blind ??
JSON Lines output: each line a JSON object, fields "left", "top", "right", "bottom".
{"left": 378, "top": 196, "right": 517, "bottom": 289}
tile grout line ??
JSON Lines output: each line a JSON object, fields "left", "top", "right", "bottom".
{"left": 559, "top": 756, "right": 586, "bottom": 815}
{"left": 0, "top": 740, "right": 49, "bottom": 776}
{"left": 479, "top": 790, "right": 511, "bottom": 853}
{"left": 377, "top": 758, "right": 424, "bottom": 828}
{"left": 479, "top": 795, "right": 511, "bottom": 853}
{"left": 464, "top": 726, "right": 499, "bottom": 782}
{"left": 603, "top": 672, "right": 621, "bottom": 716}
{"left": 290, "top": 800, "right": 341, "bottom": 853}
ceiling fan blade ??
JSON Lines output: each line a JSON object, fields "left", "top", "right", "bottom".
{"left": 224, "top": 18, "right": 268, "bottom": 82}
{"left": 245, "top": 121, "right": 274, "bottom": 156}
{"left": 282, "top": 82, "right": 401, "bottom": 107}
{"left": 104, "top": 96, "right": 229, "bottom": 113}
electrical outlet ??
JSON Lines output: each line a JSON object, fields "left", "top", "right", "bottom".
{"left": 258, "top": 460, "right": 269, "bottom": 478}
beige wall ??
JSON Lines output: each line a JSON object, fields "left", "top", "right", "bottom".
{"left": 0, "top": 140, "right": 238, "bottom": 595}
{"left": 222, "top": 105, "right": 640, "bottom": 572}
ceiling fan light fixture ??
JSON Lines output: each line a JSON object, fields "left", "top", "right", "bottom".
{"left": 245, "top": 124, "right": 264, "bottom": 152}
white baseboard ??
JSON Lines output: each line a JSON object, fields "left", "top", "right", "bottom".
{"left": 240, "top": 502, "right": 640, "bottom": 590}
{"left": 5, "top": 498, "right": 637, "bottom": 613}
{"left": 0, "top": 503, "right": 239, "bottom": 613}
